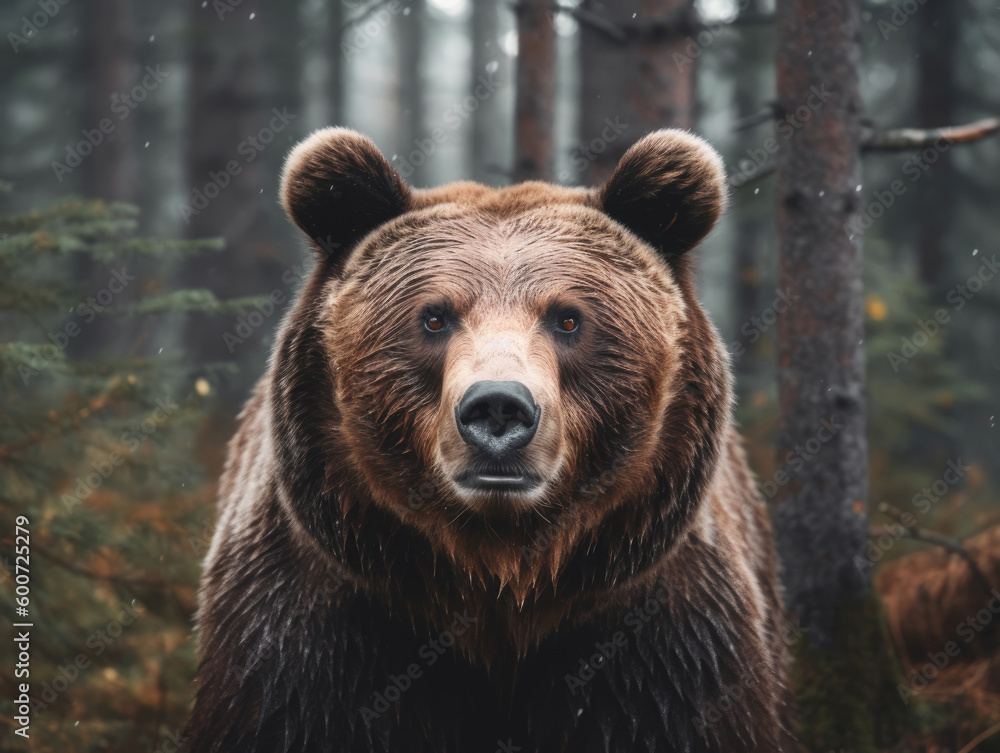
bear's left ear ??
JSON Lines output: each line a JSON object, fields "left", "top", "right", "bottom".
{"left": 280, "top": 127, "right": 411, "bottom": 266}
{"left": 596, "top": 129, "right": 727, "bottom": 264}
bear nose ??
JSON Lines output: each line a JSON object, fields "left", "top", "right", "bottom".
{"left": 455, "top": 380, "right": 540, "bottom": 455}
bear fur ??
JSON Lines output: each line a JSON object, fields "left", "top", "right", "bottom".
{"left": 185, "top": 127, "right": 792, "bottom": 753}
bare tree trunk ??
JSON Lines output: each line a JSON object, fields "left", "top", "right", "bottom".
{"left": 577, "top": 0, "right": 697, "bottom": 185}
{"left": 774, "top": 0, "right": 904, "bottom": 749}
{"left": 731, "top": 0, "right": 767, "bottom": 378}
{"left": 470, "top": 0, "right": 499, "bottom": 183}
{"left": 397, "top": 0, "right": 425, "bottom": 184}
{"left": 916, "top": 0, "right": 959, "bottom": 288}
{"left": 513, "top": 0, "right": 556, "bottom": 182}
{"left": 83, "top": 0, "right": 134, "bottom": 201}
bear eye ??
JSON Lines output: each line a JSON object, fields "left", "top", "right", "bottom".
{"left": 551, "top": 308, "right": 581, "bottom": 337}
{"left": 424, "top": 315, "right": 445, "bottom": 332}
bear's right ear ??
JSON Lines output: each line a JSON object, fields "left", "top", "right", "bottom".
{"left": 280, "top": 127, "right": 411, "bottom": 265}
{"left": 596, "top": 129, "right": 726, "bottom": 267}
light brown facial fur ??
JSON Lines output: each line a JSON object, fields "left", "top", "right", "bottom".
{"left": 325, "top": 199, "right": 690, "bottom": 520}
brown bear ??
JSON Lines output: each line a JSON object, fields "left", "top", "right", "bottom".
{"left": 185, "top": 127, "right": 791, "bottom": 752}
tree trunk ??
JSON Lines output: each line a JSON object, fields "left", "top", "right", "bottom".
{"left": 513, "top": 0, "right": 556, "bottom": 182}
{"left": 83, "top": 0, "right": 134, "bottom": 202}
{"left": 731, "top": 0, "right": 768, "bottom": 378}
{"left": 774, "top": 1, "right": 903, "bottom": 749}
{"left": 916, "top": 0, "right": 959, "bottom": 288}
{"left": 577, "top": 0, "right": 697, "bottom": 185}
{"left": 397, "top": 0, "right": 425, "bottom": 184}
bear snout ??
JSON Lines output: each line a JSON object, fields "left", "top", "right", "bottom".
{"left": 455, "top": 380, "right": 540, "bottom": 454}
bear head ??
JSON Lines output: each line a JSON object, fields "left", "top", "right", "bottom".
{"left": 272, "top": 127, "right": 730, "bottom": 649}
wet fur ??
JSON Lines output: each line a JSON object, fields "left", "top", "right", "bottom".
{"left": 186, "top": 128, "right": 791, "bottom": 752}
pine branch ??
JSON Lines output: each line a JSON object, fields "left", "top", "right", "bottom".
{"left": 957, "top": 721, "right": 1000, "bottom": 753}
{"left": 29, "top": 542, "right": 173, "bottom": 590}
{"left": 872, "top": 502, "right": 996, "bottom": 598}
{"left": 733, "top": 106, "right": 778, "bottom": 131}
{"left": 863, "top": 117, "right": 1000, "bottom": 151}
{"left": 730, "top": 117, "right": 1000, "bottom": 187}
{"left": 126, "top": 290, "right": 272, "bottom": 316}
{"left": 0, "top": 431, "right": 47, "bottom": 461}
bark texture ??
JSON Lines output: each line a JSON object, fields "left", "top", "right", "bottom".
{"left": 731, "top": 0, "right": 768, "bottom": 377}
{"left": 774, "top": 0, "right": 905, "bottom": 749}
{"left": 774, "top": 0, "right": 867, "bottom": 647}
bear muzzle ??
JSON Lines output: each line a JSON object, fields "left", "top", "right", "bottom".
{"left": 453, "top": 380, "right": 542, "bottom": 493}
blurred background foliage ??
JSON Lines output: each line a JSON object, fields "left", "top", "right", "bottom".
{"left": 0, "top": 0, "right": 997, "bottom": 750}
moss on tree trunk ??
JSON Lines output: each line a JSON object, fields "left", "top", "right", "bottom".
{"left": 790, "top": 590, "right": 908, "bottom": 753}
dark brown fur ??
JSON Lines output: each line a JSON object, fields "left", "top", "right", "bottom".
{"left": 186, "top": 128, "right": 791, "bottom": 752}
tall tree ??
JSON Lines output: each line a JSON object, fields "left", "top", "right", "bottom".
{"left": 513, "top": 0, "right": 556, "bottom": 182}
{"left": 577, "top": 0, "right": 697, "bottom": 184}
{"left": 774, "top": 1, "right": 902, "bottom": 749}
{"left": 83, "top": 0, "right": 135, "bottom": 202}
